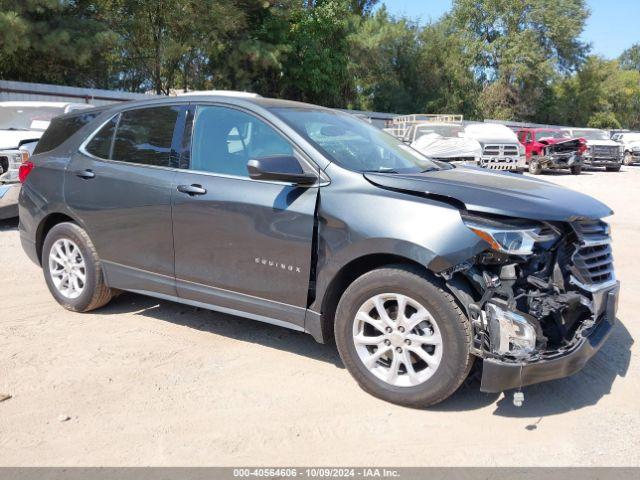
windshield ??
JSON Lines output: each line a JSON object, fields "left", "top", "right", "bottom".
{"left": 536, "top": 130, "right": 570, "bottom": 140}
{"left": 271, "top": 108, "right": 442, "bottom": 173}
{"left": 415, "top": 124, "right": 464, "bottom": 138}
{"left": 572, "top": 129, "right": 610, "bottom": 141}
{"left": 0, "top": 106, "right": 66, "bottom": 131}
{"left": 623, "top": 133, "right": 640, "bottom": 142}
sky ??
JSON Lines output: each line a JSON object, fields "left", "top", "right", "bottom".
{"left": 381, "top": 0, "right": 640, "bottom": 59}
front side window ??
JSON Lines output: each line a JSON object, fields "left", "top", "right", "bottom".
{"left": 190, "top": 106, "right": 293, "bottom": 177}
{"left": 271, "top": 108, "right": 442, "bottom": 173}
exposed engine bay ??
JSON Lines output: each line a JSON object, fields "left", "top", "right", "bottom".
{"left": 442, "top": 213, "right": 617, "bottom": 367}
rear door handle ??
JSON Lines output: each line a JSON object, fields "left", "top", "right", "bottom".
{"left": 76, "top": 169, "right": 95, "bottom": 179}
{"left": 177, "top": 184, "right": 207, "bottom": 196}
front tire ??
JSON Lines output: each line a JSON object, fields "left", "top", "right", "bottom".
{"left": 42, "top": 222, "right": 113, "bottom": 312}
{"left": 623, "top": 152, "right": 634, "bottom": 166}
{"left": 334, "top": 266, "right": 473, "bottom": 408}
{"left": 606, "top": 164, "right": 622, "bottom": 172}
{"left": 570, "top": 165, "right": 582, "bottom": 175}
{"left": 528, "top": 157, "right": 542, "bottom": 175}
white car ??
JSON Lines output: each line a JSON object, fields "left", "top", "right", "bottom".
{"left": 0, "top": 101, "right": 94, "bottom": 219}
{"left": 462, "top": 123, "right": 527, "bottom": 172}
{"left": 613, "top": 131, "right": 640, "bottom": 165}
{"left": 408, "top": 123, "right": 482, "bottom": 164}
{"left": 565, "top": 128, "right": 623, "bottom": 171}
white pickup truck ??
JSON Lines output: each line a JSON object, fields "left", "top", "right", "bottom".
{"left": 0, "top": 101, "right": 93, "bottom": 219}
{"left": 613, "top": 131, "right": 640, "bottom": 165}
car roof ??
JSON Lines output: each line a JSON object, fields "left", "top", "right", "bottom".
{"left": 85, "top": 94, "right": 333, "bottom": 114}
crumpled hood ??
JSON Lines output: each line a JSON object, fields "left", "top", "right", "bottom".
{"left": 0, "top": 130, "right": 43, "bottom": 150}
{"left": 364, "top": 166, "right": 612, "bottom": 222}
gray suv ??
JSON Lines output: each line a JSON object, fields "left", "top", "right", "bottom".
{"left": 18, "top": 95, "right": 620, "bottom": 407}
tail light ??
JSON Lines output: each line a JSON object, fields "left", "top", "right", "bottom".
{"left": 18, "top": 151, "right": 34, "bottom": 183}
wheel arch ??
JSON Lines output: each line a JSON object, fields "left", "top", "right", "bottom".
{"left": 316, "top": 253, "right": 435, "bottom": 343}
{"left": 36, "top": 212, "right": 81, "bottom": 264}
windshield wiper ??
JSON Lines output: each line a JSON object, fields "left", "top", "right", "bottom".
{"left": 4, "top": 127, "right": 30, "bottom": 131}
{"left": 362, "top": 167, "right": 399, "bottom": 173}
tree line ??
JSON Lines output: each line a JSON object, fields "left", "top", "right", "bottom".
{"left": 1, "top": 0, "right": 639, "bottom": 129}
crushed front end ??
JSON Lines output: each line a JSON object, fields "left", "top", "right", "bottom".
{"left": 443, "top": 214, "right": 619, "bottom": 392}
{"left": 539, "top": 139, "right": 584, "bottom": 171}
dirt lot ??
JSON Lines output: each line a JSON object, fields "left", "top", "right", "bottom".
{"left": 1, "top": 167, "right": 639, "bottom": 467}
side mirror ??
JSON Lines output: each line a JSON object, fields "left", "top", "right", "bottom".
{"left": 246, "top": 156, "right": 317, "bottom": 185}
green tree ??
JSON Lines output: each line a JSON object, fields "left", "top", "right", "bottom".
{"left": 279, "top": 0, "right": 355, "bottom": 106}
{"left": 450, "top": 0, "right": 589, "bottom": 120}
{"left": 102, "top": 0, "right": 244, "bottom": 94}
{"left": 553, "top": 56, "right": 640, "bottom": 130}
{"left": 619, "top": 43, "right": 640, "bottom": 71}
{"left": 0, "top": 0, "right": 117, "bottom": 88}
{"left": 587, "top": 111, "right": 621, "bottom": 129}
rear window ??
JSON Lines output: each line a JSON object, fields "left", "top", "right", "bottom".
{"left": 33, "top": 111, "right": 99, "bottom": 155}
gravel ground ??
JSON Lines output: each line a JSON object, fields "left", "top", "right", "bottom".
{"left": 0, "top": 167, "right": 638, "bottom": 466}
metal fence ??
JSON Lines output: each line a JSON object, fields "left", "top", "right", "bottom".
{"left": 0, "top": 80, "right": 151, "bottom": 106}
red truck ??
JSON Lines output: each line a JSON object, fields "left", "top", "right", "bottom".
{"left": 516, "top": 128, "right": 586, "bottom": 175}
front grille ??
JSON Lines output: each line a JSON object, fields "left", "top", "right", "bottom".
{"left": 569, "top": 220, "right": 614, "bottom": 288}
{"left": 590, "top": 145, "right": 618, "bottom": 157}
{"left": 482, "top": 144, "right": 519, "bottom": 157}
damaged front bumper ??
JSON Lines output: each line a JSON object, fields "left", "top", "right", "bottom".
{"left": 480, "top": 281, "right": 619, "bottom": 393}
{"left": 0, "top": 182, "right": 20, "bottom": 220}
{"left": 538, "top": 153, "right": 582, "bottom": 170}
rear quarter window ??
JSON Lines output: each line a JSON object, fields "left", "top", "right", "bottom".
{"left": 33, "top": 111, "right": 100, "bottom": 155}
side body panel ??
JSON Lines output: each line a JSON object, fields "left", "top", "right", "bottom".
{"left": 309, "top": 165, "right": 486, "bottom": 319}
{"left": 65, "top": 152, "right": 177, "bottom": 295}
{"left": 172, "top": 172, "right": 319, "bottom": 328}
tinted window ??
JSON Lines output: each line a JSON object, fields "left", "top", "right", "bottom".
{"left": 34, "top": 111, "right": 99, "bottom": 155}
{"left": 191, "top": 106, "right": 293, "bottom": 177}
{"left": 111, "top": 106, "right": 180, "bottom": 166}
{"left": 85, "top": 115, "right": 118, "bottom": 159}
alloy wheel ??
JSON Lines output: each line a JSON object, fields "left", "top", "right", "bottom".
{"left": 352, "top": 293, "right": 443, "bottom": 387}
{"left": 48, "top": 238, "right": 86, "bottom": 299}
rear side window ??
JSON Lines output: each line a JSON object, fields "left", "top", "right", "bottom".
{"left": 33, "top": 111, "right": 99, "bottom": 155}
{"left": 111, "top": 106, "right": 180, "bottom": 166}
{"left": 85, "top": 115, "right": 118, "bottom": 159}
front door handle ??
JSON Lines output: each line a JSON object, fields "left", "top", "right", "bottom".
{"left": 177, "top": 184, "right": 207, "bottom": 196}
{"left": 76, "top": 169, "right": 95, "bottom": 179}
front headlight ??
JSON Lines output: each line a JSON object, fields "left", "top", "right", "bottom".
{"left": 486, "top": 302, "right": 537, "bottom": 358}
{"left": 462, "top": 214, "right": 558, "bottom": 255}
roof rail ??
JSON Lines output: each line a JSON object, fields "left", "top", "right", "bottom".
{"left": 173, "top": 90, "right": 262, "bottom": 98}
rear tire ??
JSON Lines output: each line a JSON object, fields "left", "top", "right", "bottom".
{"left": 334, "top": 265, "right": 473, "bottom": 408}
{"left": 570, "top": 165, "right": 582, "bottom": 175}
{"left": 42, "top": 222, "right": 113, "bottom": 312}
{"left": 623, "top": 152, "right": 634, "bottom": 166}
